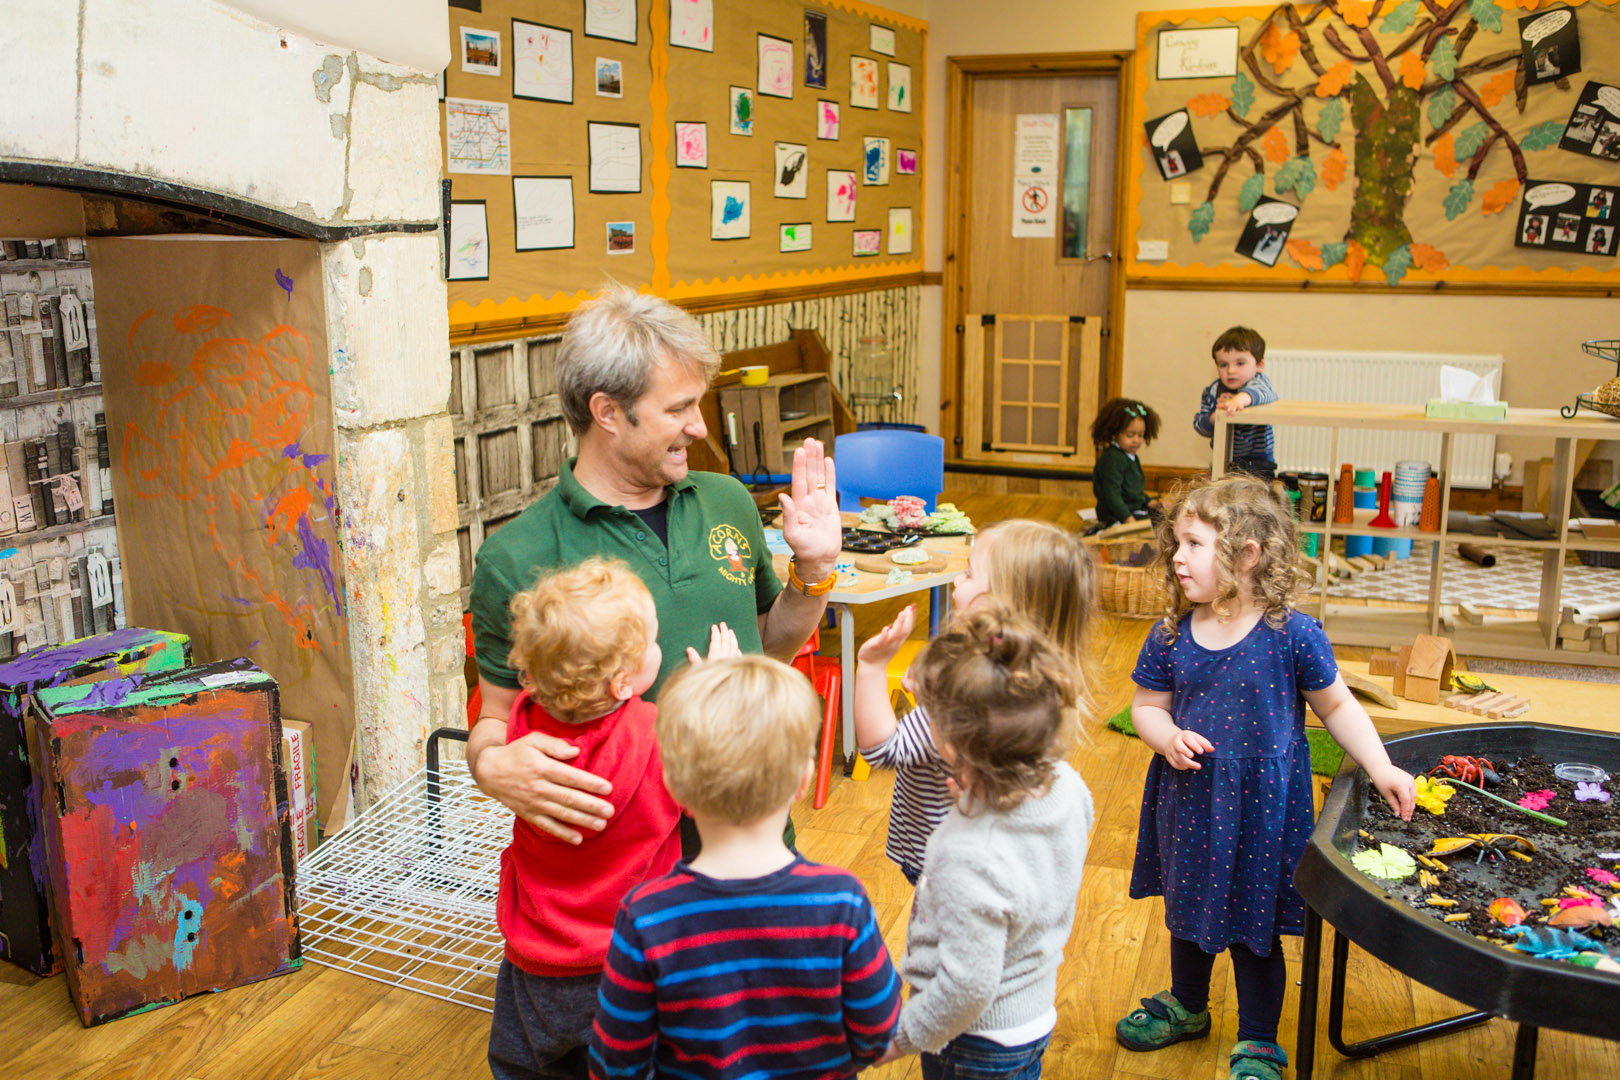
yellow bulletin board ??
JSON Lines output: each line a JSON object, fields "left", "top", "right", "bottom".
{"left": 443, "top": 0, "right": 925, "bottom": 336}
{"left": 1125, "top": 0, "right": 1620, "bottom": 293}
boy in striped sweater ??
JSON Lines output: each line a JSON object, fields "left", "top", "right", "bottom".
{"left": 1193, "top": 325, "right": 1277, "bottom": 481}
{"left": 591, "top": 656, "right": 901, "bottom": 1080}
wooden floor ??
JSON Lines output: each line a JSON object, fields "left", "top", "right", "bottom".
{"left": 6, "top": 491, "right": 1617, "bottom": 1080}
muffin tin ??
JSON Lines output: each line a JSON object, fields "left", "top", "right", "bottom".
{"left": 840, "top": 527, "right": 923, "bottom": 554}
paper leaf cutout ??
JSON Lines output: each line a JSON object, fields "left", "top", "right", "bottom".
{"left": 1286, "top": 238, "right": 1324, "bottom": 271}
{"left": 1259, "top": 24, "right": 1300, "bottom": 75}
{"left": 1188, "top": 92, "right": 1231, "bottom": 118}
{"left": 1231, "top": 72, "right": 1255, "bottom": 119}
{"left": 1411, "top": 243, "right": 1449, "bottom": 272}
{"left": 1317, "top": 60, "right": 1354, "bottom": 98}
{"left": 1238, "top": 172, "right": 1265, "bottom": 213}
{"left": 1380, "top": 0, "right": 1420, "bottom": 32}
{"left": 1454, "top": 122, "right": 1488, "bottom": 160}
{"left": 1428, "top": 85, "right": 1457, "bottom": 132}
{"left": 1521, "top": 121, "right": 1565, "bottom": 151}
{"left": 1518, "top": 788, "right": 1555, "bottom": 810}
{"left": 1189, "top": 201, "right": 1215, "bottom": 243}
{"left": 1433, "top": 131, "right": 1458, "bottom": 178}
{"left": 1479, "top": 70, "right": 1515, "bottom": 108}
{"left": 1384, "top": 244, "right": 1413, "bottom": 286}
{"left": 1444, "top": 178, "right": 1475, "bottom": 220}
{"left": 1274, "top": 156, "right": 1317, "bottom": 199}
{"left": 1352, "top": 842, "right": 1416, "bottom": 880}
{"left": 1469, "top": 0, "right": 1504, "bottom": 33}
{"left": 1321, "top": 148, "right": 1348, "bottom": 191}
{"left": 1346, "top": 239, "right": 1368, "bottom": 281}
{"left": 1317, "top": 98, "right": 1345, "bottom": 143}
{"left": 1482, "top": 178, "right": 1520, "bottom": 215}
{"left": 1262, "top": 126, "right": 1291, "bottom": 164}
{"left": 1432, "top": 38, "right": 1458, "bottom": 81}
{"left": 1321, "top": 240, "right": 1348, "bottom": 269}
{"left": 1399, "top": 51, "right": 1425, "bottom": 91}
{"left": 1340, "top": 0, "right": 1372, "bottom": 26}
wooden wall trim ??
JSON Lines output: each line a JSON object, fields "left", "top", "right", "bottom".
{"left": 450, "top": 272, "right": 942, "bottom": 346}
{"left": 1126, "top": 276, "right": 1620, "bottom": 299}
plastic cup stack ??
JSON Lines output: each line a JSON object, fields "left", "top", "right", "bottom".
{"left": 1346, "top": 469, "right": 1377, "bottom": 558}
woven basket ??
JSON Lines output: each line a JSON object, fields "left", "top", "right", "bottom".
{"left": 1085, "top": 537, "right": 1164, "bottom": 619}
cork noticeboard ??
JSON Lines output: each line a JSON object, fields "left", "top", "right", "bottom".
{"left": 1125, "top": 0, "right": 1620, "bottom": 292}
{"left": 443, "top": 0, "right": 926, "bottom": 333}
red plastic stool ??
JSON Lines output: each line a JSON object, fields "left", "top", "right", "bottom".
{"left": 792, "top": 629, "right": 843, "bottom": 809}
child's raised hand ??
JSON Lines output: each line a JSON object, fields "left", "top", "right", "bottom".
{"left": 1369, "top": 763, "right": 1417, "bottom": 821}
{"left": 687, "top": 622, "right": 741, "bottom": 665}
{"left": 858, "top": 605, "right": 916, "bottom": 666}
{"left": 1164, "top": 727, "right": 1214, "bottom": 770}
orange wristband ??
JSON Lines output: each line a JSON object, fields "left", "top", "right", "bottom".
{"left": 788, "top": 558, "right": 836, "bottom": 597}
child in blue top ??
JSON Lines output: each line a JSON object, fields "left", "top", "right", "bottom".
{"left": 1193, "top": 326, "right": 1278, "bottom": 481}
{"left": 1090, "top": 397, "right": 1162, "bottom": 528}
{"left": 1117, "top": 475, "right": 1415, "bottom": 1080}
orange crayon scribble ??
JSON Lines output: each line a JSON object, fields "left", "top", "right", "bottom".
{"left": 266, "top": 487, "right": 313, "bottom": 547}
{"left": 204, "top": 438, "right": 260, "bottom": 483}
{"left": 174, "top": 305, "right": 232, "bottom": 334}
{"left": 134, "top": 361, "right": 175, "bottom": 386}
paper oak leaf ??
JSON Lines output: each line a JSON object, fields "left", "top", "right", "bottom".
{"left": 1433, "top": 131, "right": 1458, "bottom": 178}
{"left": 1454, "top": 122, "right": 1489, "bottom": 160}
{"left": 1317, "top": 98, "right": 1345, "bottom": 143}
{"left": 1345, "top": 239, "right": 1368, "bottom": 281}
{"left": 1432, "top": 38, "right": 1458, "bottom": 82}
{"left": 1399, "top": 51, "right": 1425, "bottom": 92}
{"left": 1481, "top": 179, "right": 1520, "bottom": 216}
{"left": 1352, "top": 843, "right": 1417, "bottom": 880}
{"left": 1286, "top": 238, "right": 1323, "bottom": 271}
{"left": 1479, "top": 70, "right": 1515, "bottom": 108}
{"left": 1428, "top": 85, "right": 1457, "bottom": 132}
{"left": 1321, "top": 148, "right": 1347, "bottom": 191}
{"left": 1231, "top": 72, "right": 1255, "bottom": 118}
{"left": 1410, "top": 243, "right": 1449, "bottom": 272}
{"left": 1521, "top": 121, "right": 1564, "bottom": 151}
{"left": 1320, "top": 240, "right": 1348, "bottom": 269}
{"left": 1274, "top": 157, "right": 1316, "bottom": 198}
{"left": 1339, "top": 0, "right": 1371, "bottom": 26}
{"left": 1189, "top": 202, "right": 1215, "bottom": 243}
{"left": 1444, "top": 178, "right": 1475, "bottom": 220}
{"left": 1262, "top": 126, "right": 1290, "bottom": 165}
{"left": 1238, "top": 172, "right": 1265, "bottom": 213}
{"left": 1380, "top": 0, "right": 1420, "bottom": 32}
{"left": 1317, "top": 60, "right": 1354, "bottom": 98}
{"left": 1384, "top": 244, "right": 1413, "bottom": 286}
{"left": 1259, "top": 24, "right": 1300, "bottom": 75}
{"left": 1188, "top": 92, "right": 1231, "bottom": 118}
{"left": 1469, "top": 0, "right": 1504, "bottom": 33}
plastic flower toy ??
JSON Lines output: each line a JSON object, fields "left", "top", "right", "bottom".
{"left": 1414, "top": 775, "right": 1455, "bottom": 815}
{"left": 1517, "top": 789, "right": 1556, "bottom": 811}
{"left": 1588, "top": 868, "right": 1620, "bottom": 887}
{"left": 1575, "top": 781, "right": 1611, "bottom": 803}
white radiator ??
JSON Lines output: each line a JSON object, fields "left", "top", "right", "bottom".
{"left": 1263, "top": 349, "right": 1503, "bottom": 488}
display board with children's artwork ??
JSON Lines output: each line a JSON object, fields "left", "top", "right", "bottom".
{"left": 443, "top": 0, "right": 925, "bottom": 337}
{"left": 1126, "top": 1, "right": 1620, "bottom": 291}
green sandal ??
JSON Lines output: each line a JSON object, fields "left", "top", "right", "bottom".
{"left": 1114, "top": 990, "right": 1211, "bottom": 1051}
{"left": 1229, "top": 1039, "right": 1288, "bottom": 1080}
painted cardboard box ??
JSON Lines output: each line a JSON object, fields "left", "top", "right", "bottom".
{"left": 32, "top": 657, "right": 301, "bottom": 1025}
{"left": 0, "top": 628, "right": 192, "bottom": 975}
{"left": 281, "top": 719, "right": 318, "bottom": 861}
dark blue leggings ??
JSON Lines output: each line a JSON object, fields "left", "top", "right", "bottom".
{"left": 1169, "top": 934, "right": 1287, "bottom": 1044}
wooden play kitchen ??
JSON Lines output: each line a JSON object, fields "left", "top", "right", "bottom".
{"left": 1213, "top": 403, "right": 1620, "bottom": 668}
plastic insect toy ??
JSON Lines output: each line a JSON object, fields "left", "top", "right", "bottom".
{"left": 1428, "top": 755, "right": 1499, "bottom": 786}
{"left": 1425, "top": 833, "right": 1536, "bottom": 863}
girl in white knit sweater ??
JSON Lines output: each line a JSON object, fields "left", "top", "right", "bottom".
{"left": 874, "top": 604, "right": 1094, "bottom": 1080}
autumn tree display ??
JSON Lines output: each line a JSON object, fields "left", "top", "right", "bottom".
{"left": 1184, "top": 0, "right": 1568, "bottom": 283}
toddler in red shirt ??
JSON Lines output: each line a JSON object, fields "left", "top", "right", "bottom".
{"left": 490, "top": 557, "right": 736, "bottom": 1080}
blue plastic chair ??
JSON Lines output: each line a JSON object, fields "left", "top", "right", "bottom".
{"left": 833, "top": 430, "right": 945, "bottom": 514}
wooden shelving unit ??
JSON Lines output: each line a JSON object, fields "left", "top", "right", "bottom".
{"left": 718, "top": 373, "right": 837, "bottom": 480}
{"left": 1213, "top": 402, "right": 1620, "bottom": 669}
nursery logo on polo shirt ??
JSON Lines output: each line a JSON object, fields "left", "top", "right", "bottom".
{"left": 707, "top": 524, "right": 754, "bottom": 585}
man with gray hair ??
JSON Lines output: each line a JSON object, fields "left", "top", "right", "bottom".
{"left": 466, "top": 283, "right": 841, "bottom": 847}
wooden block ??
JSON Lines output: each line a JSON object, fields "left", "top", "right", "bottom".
{"left": 1487, "top": 696, "right": 1528, "bottom": 720}
{"left": 1393, "top": 644, "right": 1412, "bottom": 697}
{"left": 1442, "top": 691, "right": 1486, "bottom": 711}
{"left": 1464, "top": 692, "right": 1512, "bottom": 715}
{"left": 1562, "top": 636, "right": 1593, "bottom": 653}
{"left": 1348, "top": 556, "right": 1378, "bottom": 573}
{"left": 1438, "top": 614, "right": 1457, "bottom": 633}
{"left": 1457, "top": 603, "right": 1484, "bottom": 626}
{"left": 1405, "top": 675, "right": 1443, "bottom": 705}
{"left": 1328, "top": 551, "right": 1357, "bottom": 578}
{"left": 1607, "top": 631, "right": 1618, "bottom": 655}
{"left": 1368, "top": 653, "right": 1400, "bottom": 676}
{"left": 1342, "top": 670, "right": 1398, "bottom": 710}
{"left": 1587, "top": 623, "right": 1606, "bottom": 640}
{"left": 1558, "top": 621, "right": 1590, "bottom": 641}
{"left": 1501, "top": 701, "right": 1532, "bottom": 719}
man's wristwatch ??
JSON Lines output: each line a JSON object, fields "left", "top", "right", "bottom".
{"left": 787, "top": 557, "right": 837, "bottom": 597}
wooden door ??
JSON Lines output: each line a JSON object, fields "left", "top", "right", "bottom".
{"left": 948, "top": 65, "right": 1121, "bottom": 469}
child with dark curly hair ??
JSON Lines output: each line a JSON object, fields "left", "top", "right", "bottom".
{"left": 1090, "top": 397, "right": 1163, "bottom": 527}
{"left": 1116, "top": 476, "right": 1415, "bottom": 1080}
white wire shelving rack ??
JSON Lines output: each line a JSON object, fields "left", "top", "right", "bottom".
{"left": 295, "top": 731, "right": 506, "bottom": 1011}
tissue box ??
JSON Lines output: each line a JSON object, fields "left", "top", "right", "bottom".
{"left": 1425, "top": 399, "right": 1507, "bottom": 421}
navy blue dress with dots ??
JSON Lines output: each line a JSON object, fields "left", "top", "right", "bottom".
{"left": 1128, "top": 608, "right": 1339, "bottom": 956}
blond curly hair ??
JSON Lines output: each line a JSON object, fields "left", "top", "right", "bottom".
{"left": 507, "top": 558, "right": 652, "bottom": 723}
{"left": 1153, "top": 475, "right": 1310, "bottom": 640}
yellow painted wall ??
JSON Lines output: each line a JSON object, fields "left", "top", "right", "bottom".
{"left": 921, "top": 0, "right": 1620, "bottom": 481}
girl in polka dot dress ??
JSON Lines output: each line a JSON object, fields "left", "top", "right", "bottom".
{"left": 1116, "top": 476, "right": 1415, "bottom": 1080}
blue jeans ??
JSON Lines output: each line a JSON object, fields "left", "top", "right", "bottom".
{"left": 920, "top": 1032, "right": 1051, "bottom": 1080}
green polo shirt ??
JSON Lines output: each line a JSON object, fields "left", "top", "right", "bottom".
{"left": 470, "top": 458, "right": 783, "bottom": 701}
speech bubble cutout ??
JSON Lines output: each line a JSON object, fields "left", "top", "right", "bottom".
{"left": 1525, "top": 182, "right": 1577, "bottom": 210}
{"left": 1252, "top": 202, "right": 1299, "bottom": 225}
{"left": 1597, "top": 86, "right": 1620, "bottom": 117}
{"left": 1523, "top": 10, "right": 1571, "bottom": 47}
{"left": 1151, "top": 112, "right": 1188, "bottom": 149}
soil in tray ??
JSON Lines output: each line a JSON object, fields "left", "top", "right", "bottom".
{"left": 1357, "top": 755, "right": 1620, "bottom": 950}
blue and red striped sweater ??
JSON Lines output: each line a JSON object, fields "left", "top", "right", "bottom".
{"left": 590, "top": 856, "right": 901, "bottom": 1080}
